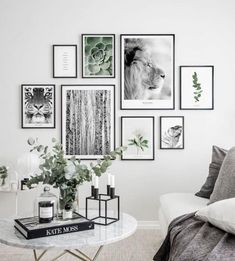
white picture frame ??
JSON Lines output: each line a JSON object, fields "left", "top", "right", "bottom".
{"left": 121, "top": 116, "right": 155, "bottom": 160}
{"left": 120, "top": 34, "right": 175, "bottom": 110}
{"left": 180, "top": 66, "right": 214, "bottom": 110}
{"left": 53, "top": 45, "right": 77, "bottom": 78}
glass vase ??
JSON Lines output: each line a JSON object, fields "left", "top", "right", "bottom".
{"left": 59, "top": 185, "right": 79, "bottom": 220}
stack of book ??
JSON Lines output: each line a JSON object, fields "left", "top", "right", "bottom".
{"left": 14, "top": 212, "right": 94, "bottom": 239}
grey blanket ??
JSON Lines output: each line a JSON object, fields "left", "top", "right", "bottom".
{"left": 153, "top": 212, "right": 235, "bottom": 261}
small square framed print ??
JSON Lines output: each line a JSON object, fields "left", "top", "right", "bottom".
{"left": 160, "top": 116, "right": 184, "bottom": 149}
{"left": 53, "top": 45, "right": 77, "bottom": 78}
{"left": 180, "top": 65, "right": 214, "bottom": 110}
{"left": 121, "top": 116, "right": 155, "bottom": 160}
{"left": 21, "top": 84, "right": 55, "bottom": 128}
{"left": 82, "top": 34, "right": 115, "bottom": 78}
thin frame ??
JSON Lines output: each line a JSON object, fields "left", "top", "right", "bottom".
{"left": 21, "top": 84, "right": 56, "bottom": 129}
{"left": 160, "top": 116, "right": 184, "bottom": 150}
{"left": 120, "top": 34, "right": 175, "bottom": 110}
{"left": 53, "top": 45, "right": 77, "bottom": 78}
{"left": 61, "top": 84, "right": 115, "bottom": 160}
{"left": 180, "top": 65, "right": 214, "bottom": 110}
{"left": 81, "top": 34, "right": 115, "bottom": 78}
{"left": 121, "top": 116, "right": 155, "bottom": 160}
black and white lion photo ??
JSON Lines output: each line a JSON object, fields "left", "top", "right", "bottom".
{"left": 121, "top": 35, "right": 174, "bottom": 109}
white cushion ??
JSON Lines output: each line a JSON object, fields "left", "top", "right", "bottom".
{"left": 160, "top": 193, "right": 209, "bottom": 226}
{"left": 195, "top": 197, "right": 235, "bottom": 235}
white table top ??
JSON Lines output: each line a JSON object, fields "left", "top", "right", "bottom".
{"left": 0, "top": 213, "right": 137, "bottom": 250}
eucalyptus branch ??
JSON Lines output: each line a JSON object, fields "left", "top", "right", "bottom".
{"left": 192, "top": 72, "right": 203, "bottom": 102}
{"left": 26, "top": 138, "right": 126, "bottom": 189}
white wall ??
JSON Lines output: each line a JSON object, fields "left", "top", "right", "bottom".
{"left": 0, "top": 0, "right": 235, "bottom": 221}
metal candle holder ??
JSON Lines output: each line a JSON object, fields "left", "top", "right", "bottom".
{"left": 86, "top": 192, "right": 120, "bottom": 226}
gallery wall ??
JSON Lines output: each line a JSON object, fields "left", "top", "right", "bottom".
{"left": 0, "top": 0, "right": 235, "bottom": 222}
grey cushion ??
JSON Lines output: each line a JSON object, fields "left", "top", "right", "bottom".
{"left": 209, "top": 147, "right": 235, "bottom": 204}
{"left": 195, "top": 146, "right": 227, "bottom": 199}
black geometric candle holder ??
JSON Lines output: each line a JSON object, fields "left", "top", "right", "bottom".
{"left": 85, "top": 194, "right": 120, "bottom": 226}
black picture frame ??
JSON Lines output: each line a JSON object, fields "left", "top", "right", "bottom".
{"left": 160, "top": 116, "right": 184, "bottom": 150}
{"left": 21, "top": 84, "right": 56, "bottom": 129}
{"left": 121, "top": 116, "right": 155, "bottom": 160}
{"left": 61, "top": 84, "right": 115, "bottom": 160}
{"left": 180, "top": 65, "right": 214, "bottom": 110}
{"left": 120, "top": 34, "right": 175, "bottom": 110}
{"left": 82, "top": 34, "right": 115, "bottom": 78}
{"left": 53, "top": 45, "right": 77, "bottom": 78}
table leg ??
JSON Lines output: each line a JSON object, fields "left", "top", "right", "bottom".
{"left": 33, "top": 250, "right": 47, "bottom": 261}
{"left": 66, "top": 250, "right": 88, "bottom": 261}
{"left": 51, "top": 251, "right": 67, "bottom": 261}
{"left": 33, "top": 250, "right": 38, "bottom": 261}
{"left": 75, "top": 245, "right": 103, "bottom": 261}
{"left": 75, "top": 249, "right": 92, "bottom": 260}
{"left": 32, "top": 246, "right": 104, "bottom": 261}
{"left": 93, "top": 246, "right": 103, "bottom": 261}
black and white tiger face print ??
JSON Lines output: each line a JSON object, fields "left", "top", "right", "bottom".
{"left": 24, "top": 87, "right": 53, "bottom": 124}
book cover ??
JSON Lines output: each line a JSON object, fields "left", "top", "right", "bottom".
{"left": 14, "top": 212, "right": 94, "bottom": 239}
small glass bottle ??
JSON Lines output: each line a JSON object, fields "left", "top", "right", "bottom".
{"left": 35, "top": 186, "right": 58, "bottom": 219}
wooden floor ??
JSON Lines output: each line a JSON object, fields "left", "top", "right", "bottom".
{"left": 0, "top": 229, "right": 162, "bottom": 261}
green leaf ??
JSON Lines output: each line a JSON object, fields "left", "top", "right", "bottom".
{"left": 102, "top": 37, "right": 112, "bottom": 44}
{"left": 44, "top": 146, "right": 48, "bottom": 154}
{"left": 70, "top": 156, "right": 76, "bottom": 162}
{"left": 95, "top": 69, "right": 110, "bottom": 76}
{"left": 37, "top": 145, "right": 44, "bottom": 153}
{"left": 86, "top": 37, "right": 102, "bottom": 46}
{"left": 88, "top": 64, "right": 100, "bottom": 74}
{"left": 95, "top": 42, "right": 105, "bottom": 50}
{"left": 85, "top": 45, "right": 92, "bottom": 55}
{"left": 88, "top": 55, "right": 95, "bottom": 64}
{"left": 27, "top": 137, "right": 35, "bottom": 146}
{"left": 100, "top": 61, "right": 111, "bottom": 70}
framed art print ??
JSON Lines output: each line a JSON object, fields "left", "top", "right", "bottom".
{"left": 82, "top": 34, "right": 115, "bottom": 78}
{"left": 121, "top": 116, "right": 155, "bottom": 160}
{"left": 21, "top": 84, "right": 55, "bottom": 128}
{"left": 120, "top": 34, "right": 175, "bottom": 110}
{"left": 180, "top": 65, "right": 214, "bottom": 110}
{"left": 160, "top": 116, "right": 184, "bottom": 149}
{"left": 53, "top": 45, "right": 77, "bottom": 78}
{"left": 61, "top": 85, "right": 115, "bottom": 159}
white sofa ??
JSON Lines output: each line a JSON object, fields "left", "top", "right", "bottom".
{"left": 159, "top": 193, "right": 209, "bottom": 237}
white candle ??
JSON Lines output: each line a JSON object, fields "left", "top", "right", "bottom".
{"left": 107, "top": 173, "right": 111, "bottom": 185}
{"left": 111, "top": 175, "right": 115, "bottom": 188}
{"left": 95, "top": 176, "right": 99, "bottom": 189}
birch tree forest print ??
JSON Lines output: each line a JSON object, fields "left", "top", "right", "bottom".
{"left": 62, "top": 85, "right": 114, "bottom": 159}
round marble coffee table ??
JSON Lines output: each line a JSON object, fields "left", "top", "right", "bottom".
{"left": 0, "top": 212, "right": 137, "bottom": 261}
